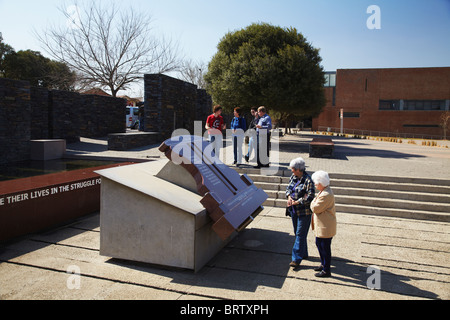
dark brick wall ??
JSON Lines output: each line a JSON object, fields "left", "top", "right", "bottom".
{"left": 196, "top": 88, "right": 213, "bottom": 129}
{"left": 0, "top": 78, "right": 31, "bottom": 164}
{"left": 30, "top": 86, "right": 49, "bottom": 140}
{"left": 0, "top": 78, "right": 126, "bottom": 164}
{"left": 49, "top": 90, "right": 82, "bottom": 143}
{"left": 144, "top": 74, "right": 213, "bottom": 141}
{"left": 79, "top": 94, "right": 126, "bottom": 138}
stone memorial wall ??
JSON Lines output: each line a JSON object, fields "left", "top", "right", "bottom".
{"left": 0, "top": 78, "right": 32, "bottom": 164}
{"left": 30, "top": 86, "right": 50, "bottom": 140}
{"left": 144, "top": 74, "right": 213, "bottom": 140}
{"left": 0, "top": 78, "right": 126, "bottom": 164}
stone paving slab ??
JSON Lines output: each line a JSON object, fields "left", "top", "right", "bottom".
{"left": 1, "top": 207, "right": 448, "bottom": 300}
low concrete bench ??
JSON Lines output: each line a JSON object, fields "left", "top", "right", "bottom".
{"left": 31, "top": 139, "right": 66, "bottom": 161}
{"left": 108, "top": 132, "right": 160, "bottom": 151}
{"left": 309, "top": 138, "right": 334, "bottom": 158}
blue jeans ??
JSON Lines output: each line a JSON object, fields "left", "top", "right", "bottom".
{"left": 208, "top": 134, "right": 221, "bottom": 158}
{"left": 246, "top": 136, "right": 255, "bottom": 159}
{"left": 291, "top": 213, "right": 312, "bottom": 263}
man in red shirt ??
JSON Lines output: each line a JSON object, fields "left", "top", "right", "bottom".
{"left": 205, "top": 105, "right": 226, "bottom": 158}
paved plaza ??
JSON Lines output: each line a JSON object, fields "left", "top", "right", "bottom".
{"left": 65, "top": 131, "right": 450, "bottom": 180}
{"left": 1, "top": 132, "right": 449, "bottom": 301}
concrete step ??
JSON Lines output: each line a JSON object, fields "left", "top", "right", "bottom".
{"left": 249, "top": 170, "right": 450, "bottom": 222}
{"left": 331, "top": 179, "right": 450, "bottom": 195}
{"left": 335, "top": 203, "right": 450, "bottom": 223}
{"left": 238, "top": 167, "right": 450, "bottom": 186}
{"left": 262, "top": 198, "right": 450, "bottom": 223}
{"left": 250, "top": 174, "right": 450, "bottom": 196}
{"left": 335, "top": 195, "right": 450, "bottom": 213}
{"left": 271, "top": 187, "right": 450, "bottom": 204}
{"left": 263, "top": 191, "right": 450, "bottom": 212}
{"left": 254, "top": 182, "right": 281, "bottom": 191}
{"left": 332, "top": 187, "right": 450, "bottom": 204}
{"left": 329, "top": 172, "right": 450, "bottom": 187}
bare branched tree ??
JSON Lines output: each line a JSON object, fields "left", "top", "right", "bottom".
{"left": 36, "top": 1, "right": 181, "bottom": 97}
{"left": 178, "top": 59, "right": 207, "bottom": 89}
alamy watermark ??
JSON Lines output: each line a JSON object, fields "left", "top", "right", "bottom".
{"left": 67, "top": 265, "right": 81, "bottom": 290}
{"left": 366, "top": 265, "right": 381, "bottom": 290}
{"left": 170, "top": 121, "right": 280, "bottom": 175}
{"left": 367, "top": 5, "right": 381, "bottom": 30}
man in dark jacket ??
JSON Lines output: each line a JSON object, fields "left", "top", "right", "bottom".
{"left": 245, "top": 107, "right": 260, "bottom": 163}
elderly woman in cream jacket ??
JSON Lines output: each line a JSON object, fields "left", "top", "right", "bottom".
{"left": 311, "top": 171, "right": 337, "bottom": 278}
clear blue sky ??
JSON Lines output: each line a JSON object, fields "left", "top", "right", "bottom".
{"left": 1, "top": 0, "right": 449, "bottom": 94}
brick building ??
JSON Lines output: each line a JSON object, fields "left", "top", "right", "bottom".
{"left": 312, "top": 67, "right": 450, "bottom": 139}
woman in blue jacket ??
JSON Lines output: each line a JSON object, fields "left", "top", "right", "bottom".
{"left": 230, "top": 107, "right": 247, "bottom": 166}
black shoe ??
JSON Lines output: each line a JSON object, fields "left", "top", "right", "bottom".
{"left": 315, "top": 270, "right": 331, "bottom": 278}
{"left": 314, "top": 265, "right": 324, "bottom": 272}
{"left": 253, "top": 165, "right": 261, "bottom": 169}
{"left": 244, "top": 155, "right": 249, "bottom": 162}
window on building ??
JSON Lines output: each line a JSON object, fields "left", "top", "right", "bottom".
{"left": 329, "top": 73, "right": 336, "bottom": 87}
{"left": 404, "top": 100, "right": 445, "bottom": 111}
{"left": 379, "top": 100, "right": 401, "bottom": 110}
{"left": 332, "top": 87, "right": 336, "bottom": 106}
{"left": 403, "top": 124, "right": 439, "bottom": 128}
{"left": 380, "top": 100, "right": 446, "bottom": 111}
{"left": 324, "top": 72, "right": 336, "bottom": 87}
{"left": 339, "top": 112, "right": 360, "bottom": 118}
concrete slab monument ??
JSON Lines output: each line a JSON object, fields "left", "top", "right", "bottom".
{"left": 159, "top": 135, "right": 268, "bottom": 240}
{"left": 96, "top": 135, "right": 267, "bottom": 272}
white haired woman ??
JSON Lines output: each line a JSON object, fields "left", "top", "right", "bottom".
{"left": 310, "top": 171, "right": 337, "bottom": 278}
{"left": 285, "top": 157, "right": 315, "bottom": 269}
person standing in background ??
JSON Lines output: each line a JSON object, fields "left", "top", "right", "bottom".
{"left": 205, "top": 105, "right": 226, "bottom": 157}
{"left": 245, "top": 107, "right": 260, "bottom": 163}
{"left": 286, "top": 157, "right": 315, "bottom": 269}
{"left": 230, "top": 107, "right": 247, "bottom": 166}
{"left": 254, "top": 106, "right": 272, "bottom": 168}
{"left": 311, "top": 170, "right": 337, "bottom": 278}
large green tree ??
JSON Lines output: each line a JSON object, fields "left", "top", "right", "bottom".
{"left": 3, "top": 49, "right": 76, "bottom": 90}
{"left": 0, "top": 32, "right": 14, "bottom": 78}
{"left": 205, "top": 23, "right": 326, "bottom": 121}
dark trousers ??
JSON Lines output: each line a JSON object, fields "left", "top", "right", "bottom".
{"left": 256, "top": 132, "right": 271, "bottom": 167}
{"left": 316, "top": 237, "right": 333, "bottom": 273}
{"left": 233, "top": 136, "right": 243, "bottom": 163}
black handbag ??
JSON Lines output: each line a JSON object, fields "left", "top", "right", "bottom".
{"left": 286, "top": 206, "right": 292, "bottom": 217}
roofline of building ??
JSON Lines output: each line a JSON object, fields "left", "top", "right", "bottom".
{"left": 326, "top": 66, "right": 450, "bottom": 73}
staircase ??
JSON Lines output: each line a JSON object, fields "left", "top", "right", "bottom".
{"left": 236, "top": 169, "right": 450, "bottom": 223}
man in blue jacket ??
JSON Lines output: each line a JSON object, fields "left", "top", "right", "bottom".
{"left": 230, "top": 107, "right": 247, "bottom": 166}
{"left": 254, "top": 106, "right": 272, "bottom": 168}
